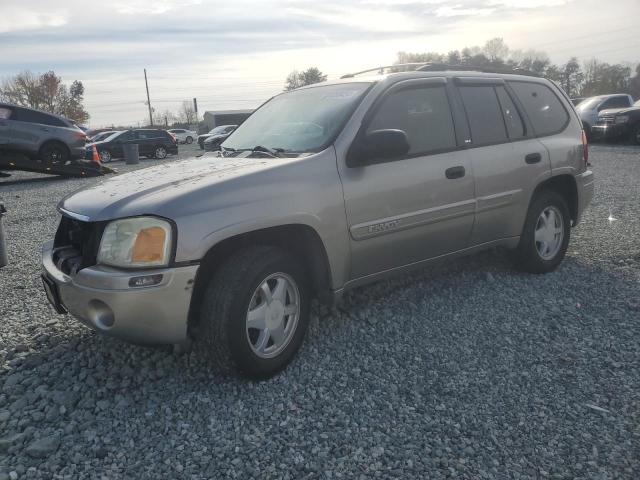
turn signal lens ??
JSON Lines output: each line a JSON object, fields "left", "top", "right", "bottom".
{"left": 131, "top": 227, "right": 167, "bottom": 263}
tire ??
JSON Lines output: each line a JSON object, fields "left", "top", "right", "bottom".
{"left": 186, "top": 136, "right": 193, "bottom": 144}
{"left": 154, "top": 146, "right": 167, "bottom": 159}
{"left": 196, "top": 246, "right": 310, "bottom": 378}
{"left": 516, "top": 190, "right": 571, "bottom": 274}
{"left": 632, "top": 125, "right": 640, "bottom": 146}
{"left": 99, "top": 149, "right": 112, "bottom": 163}
{"left": 39, "top": 142, "right": 69, "bottom": 166}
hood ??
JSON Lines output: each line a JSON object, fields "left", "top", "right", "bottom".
{"left": 598, "top": 106, "right": 639, "bottom": 117}
{"left": 204, "top": 134, "right": 227, "bottom": 143}
{"left": 59, "top": 156, "right": 272, "bottom": 221}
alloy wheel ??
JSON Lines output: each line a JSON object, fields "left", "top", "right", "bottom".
{"left": 535, "top": 206, "right": 564, "bottom": 260}
{"left": 245, "top": 272, "right": 300, "bottom": 359}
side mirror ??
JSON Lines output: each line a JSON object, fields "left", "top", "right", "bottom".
{"left": 347, "top": 129, "right": 410, "bottom": 167}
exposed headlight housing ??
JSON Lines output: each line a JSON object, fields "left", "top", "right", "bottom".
{"left": 615, "top": 115, "right": 629, "bottom": 124}
{"left": 98, "top": 217, "right": 172, "bottom": 268}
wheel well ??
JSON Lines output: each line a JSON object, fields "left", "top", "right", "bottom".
{"left": 187, "top": 224, "right": 332, "bottom": 330}
{"left": 533, "top": 175, "right": 578, "bottom": 223}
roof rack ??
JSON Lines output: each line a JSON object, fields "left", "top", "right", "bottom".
{"left": 340, "top": 63, "right": 540, "bottom": 79}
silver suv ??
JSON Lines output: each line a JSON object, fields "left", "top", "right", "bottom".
{"left": 41, "top": 66, "right": 594, "bottom": 378}
{"left": 0, "top": 103, "right": 87, "bottom": 165}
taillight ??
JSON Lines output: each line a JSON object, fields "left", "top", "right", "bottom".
{"left": 581, "top": 130, "right": 589, "bottom": 167}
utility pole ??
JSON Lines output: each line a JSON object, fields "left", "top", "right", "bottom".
{"left": 144, "top": 68, "right": 153, "bottom": 126}
{"left": 193, "top": 98, "right": 198, "bottom": 127}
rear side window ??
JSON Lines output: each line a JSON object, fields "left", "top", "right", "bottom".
{"left": 13, "top": 108, "right": 67, "bottom": 127}
{"left": 367, "top": 85, "right": 456, "bottom": 155}
{"left": 0, "top": 107, "right": 12, "bottom": 119}
{"left": 458, "top": 86, "right": 508, "bottom": 145}
{"left": 509, "top": 81, "right": 569, "bottom": 136}
{"left": 599, "top": 96, "right": 630, "bottom": 110}
{"left": 495, "top": 86, "right": 525, "bottom": 139}
{"left": 136, "top": 130, "right": 161, "bottom": 140}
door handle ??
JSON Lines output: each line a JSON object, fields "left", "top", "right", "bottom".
{"left": 445, "top": 166, "right": 465, "bottom": 179}
{"left": 525, "top": 153, "right": 542, "bottom": 164}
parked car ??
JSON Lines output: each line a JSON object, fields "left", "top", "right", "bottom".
{"left": 591, "top": 99, "right": 640, "bottom": 144}
{"left": 42, "top": 66, "right": 593, "bottom": 378}
{"left": 85, "top": 128, "right": 178, "bottom": 163}
{"left": 575, "top": 94, "right": 634, "bottom": 138}
{"left": 203, "top": 126, "right": 238, "bottom": 151}
{"left": 89, "top": 130, "right": 120, "bottom": 143}
{"left": 197, "top": 125, "right": 237, "bottom": 149}
{"left": 168, "top": 128, "right": 197, "bottom": 144}
{"left": 0, "top": 103, "right": 87, "bottom": 165}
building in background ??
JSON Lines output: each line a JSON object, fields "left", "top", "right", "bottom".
{"left": 202, "top": 109, "right": 253, "bottom": 132}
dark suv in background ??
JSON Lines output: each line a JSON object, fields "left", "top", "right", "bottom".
{"left": 86, "top": 129, "right": 178, "bottom": 162}
{"left": 0, "top": 103, "right": 87, "bottom": 165}
{"left": 591, "top": 100, "right": 640, "bottom": 144}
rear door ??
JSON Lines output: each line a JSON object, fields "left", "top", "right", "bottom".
{"left": 454, "top": 78, "right": 551, "bottom": 244}
{"left": 7, "top": 107, "right": 51, "bottom": 154}
{"left": 339, "top": 78, "right": 476, "bottom": 279}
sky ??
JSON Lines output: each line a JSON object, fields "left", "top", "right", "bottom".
{"left": 0, "top": 0, "right": 638, "bottom": 127}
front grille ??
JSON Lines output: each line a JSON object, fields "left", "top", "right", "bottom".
{"left": 597, "top": 115, "right": 615, "bottom": 125}
{"left": 53, "top": 216, "right": 105, "bottom": 275}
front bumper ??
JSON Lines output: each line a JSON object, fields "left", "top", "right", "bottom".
{"left": 575, "top": 170, "right": 594, "bottom": 226}
{"left": 590, "top": 124, "right": 628, "bottom": 142}
{"left": 41, "top": 240, "right": 199, "bottom": 345}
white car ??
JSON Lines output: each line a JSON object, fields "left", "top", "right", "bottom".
{"left": 167, "top": 128, "right": 197, "bottom": 144}
{"left": 575, "top": 94, "right": 634, "bottom": 137}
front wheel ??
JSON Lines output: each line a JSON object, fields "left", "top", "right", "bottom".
{"left": 515, "top": 190, "right": 570, "bottom": 274}
{"left": 185, "top": 136, "right": 193, "bottom": 144}
{"left": 99, "top": 150, "right": 112, "bottom": 163}
{"left": 154, "top": 146, "right": 167, "bottom": 159}
{"left": 196, "top": 246, "right": 310, "bottom": 378}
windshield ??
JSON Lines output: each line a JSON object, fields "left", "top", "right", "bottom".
{"left": 223, "top": 82, "right": 371, "bottom": 153}
{"left": 209, "top": 126, "right": 229, "bottom": 135}
{"left": 104, "top": 131, "right": 123, "bottom": 142}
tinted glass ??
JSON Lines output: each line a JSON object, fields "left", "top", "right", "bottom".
{"left": 367, "top": 85, "right": 456, "bottom": 155}
{"left": 224, "top": 83, "right": 370, "bottom": 153}
{"left": 509, "top": 81, "right": 569, "bottom": 136}
{"left": 600, "top": 97, "right": 630, "bottom": 110}
{"left": 136, "top": 130, "right": 160, "bottom": 140}
{"left": 0, "top": 107, "right": 12, "bottom": 120}
{"left": 459, "top": 86, "right": 508, "bottom": 145}
{"left": 116, "top": 131, "right": 135, "bottom": 141}
{"left": 13, "top": 108, "right": 66, "bottom": 127}
{"left": 495, "top": 86, "right": 525, "bottom": 139}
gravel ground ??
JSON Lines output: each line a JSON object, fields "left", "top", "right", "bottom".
{"left": 1, "top": 144, "right": 639, "bottom": 479}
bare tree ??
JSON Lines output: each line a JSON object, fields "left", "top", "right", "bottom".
{"left": 0, "top": 70, "right": 89, "bottom": 123}
{"left": 178, "top": 100, "right": 196, "bottom": 125}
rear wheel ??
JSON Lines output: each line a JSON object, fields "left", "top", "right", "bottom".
{"left": 196, "top": 246, "right": 310, "bottom": 378}
{"left": 186, "top": 136, "right": 193, "bottom": 144}
{"left": 154, "top": 146, "right": 167, "bottom": 159}
{"left": 39, "top": 142, "right": 69, "bottom": 166}
{"left": 516, "top": 190, "right": 570, "bottom": 274}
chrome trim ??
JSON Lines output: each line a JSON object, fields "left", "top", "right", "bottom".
{"left": 58, "top": 207, "right": 90, "bottom": 222}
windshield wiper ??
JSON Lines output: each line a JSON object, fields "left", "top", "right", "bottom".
{"left": 232, "top": 145, "right": 285, "bottom": 158}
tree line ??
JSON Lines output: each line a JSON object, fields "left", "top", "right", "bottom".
{"left": 0, "top": 71, "right": 90, "bottom": 124}
{"left": 393, "top": 38, "right": 640, "bottom": 99}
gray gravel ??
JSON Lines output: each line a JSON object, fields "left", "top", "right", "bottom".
{"left": 1, "top": 144, "right": 639, "bottom": 479}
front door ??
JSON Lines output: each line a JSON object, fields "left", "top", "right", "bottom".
{"left": 338, "top": 80, "right": 476, "bottom": 280}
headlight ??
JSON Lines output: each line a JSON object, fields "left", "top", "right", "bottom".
{"left": 98, "top": 217, "right": 172, "bottom": 268}
{"left": 615, "top": 115, "right": 629, "bottom": 124}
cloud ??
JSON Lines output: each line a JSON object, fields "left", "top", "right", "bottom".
{"left": 0, "top": 7, "right": 67, "bottom": 33}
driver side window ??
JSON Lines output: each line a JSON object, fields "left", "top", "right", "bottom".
{"left": 367, "top": 86, "right": 456, "bottom": 155}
